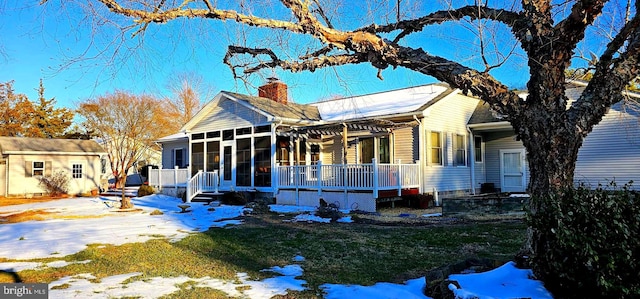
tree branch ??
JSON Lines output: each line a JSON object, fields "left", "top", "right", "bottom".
{"left": 96, "top": 0, "right": 305, "bottom": 33}
{"left": 569, "top": 14, "right": 640, "bottom": 135}
{"left": 223, "top": 45, "right": 365, "bottom": 77}
{"left": 356, "top": 5, "right": 521, "bottom": 42}
{"left": 553, "top": 0, "right": 607, "bottom": 53}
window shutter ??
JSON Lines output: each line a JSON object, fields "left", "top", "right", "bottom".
{"left": 45, "top": 161, "right": 52, "bottom": 176}
{"left": 25, "top": 161, "right": 32, "bottom": 177}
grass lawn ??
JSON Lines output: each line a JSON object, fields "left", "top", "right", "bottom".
{"left": 0, "top": 213, "right": 526, "bottom": 298}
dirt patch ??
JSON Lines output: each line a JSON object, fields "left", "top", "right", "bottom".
{"left": 0, "top": 210, "right": 58, "bottom": 223}
{"left": 0, "top": 209, "right": 109, "bottom": 223}
{"left": 0, "top": 196, "right": 72, "bottom": 207}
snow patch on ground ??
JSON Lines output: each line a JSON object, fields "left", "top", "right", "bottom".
{"left": 0, "top": 195, "right": 246, "bottom": 259}
{"left": 448, "top": 261, "right": 552, "bottom": 299}
{"left": 49, "top": 262, "right": 307, "bottom": 299}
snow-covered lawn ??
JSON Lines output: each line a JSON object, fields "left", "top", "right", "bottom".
{"left": 0, "top": 194, "right": 552, "bottom": 298}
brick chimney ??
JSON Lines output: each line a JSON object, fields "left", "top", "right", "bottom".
{"left": 258, "top": 77, "right": 288, "bottom": 105}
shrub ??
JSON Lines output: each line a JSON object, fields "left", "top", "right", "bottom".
{"left": 221, "top": 191, "right": 247, "bottom": 206}
{"left": 37, "top": 171, "right": 70, "bottom": 196}
{"left": 245, "top": 197, "right": 271, "bottom": 214}
{"left": 316, "top": 204, "right": 344, "bottom": 222}
{"left": 150, "top": 209, "right": 164, "bottom": 216}
{"left": 137, "top": 184, "right": 155, "bottom": 197}
{"left": 528, "top": 182, "right": 640, "bottom": 298}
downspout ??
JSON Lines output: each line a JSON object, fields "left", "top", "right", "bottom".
{"left": 467, "top": 126, "right": 476, "bottom": 195}
{"left": 272, "top": 121, "right": 283, "bottom": 196}
{"left": 413, "top": 115, "right": 424, "bottom": 195}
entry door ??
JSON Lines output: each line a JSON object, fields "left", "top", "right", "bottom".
{"left": 500, "top": 149, "right": 526, "bottom": 192}
{"left": 220, "top": 140, "right": 234, "bottom": 188}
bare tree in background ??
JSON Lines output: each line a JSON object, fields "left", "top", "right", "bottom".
{"left": 41, "top": 0, "right": 640, "bottom": 294}
{"left": 77, "top": 91, "right": 164, "bottom": 209}
{"left": 160, "top": 72, "right": 212, "bottom": 132}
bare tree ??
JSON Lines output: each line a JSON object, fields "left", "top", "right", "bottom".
{"left": 42, "top": 0, "right": 639, "bottom": 293}
{"left": 77, "top": 91, "right": 164, "bottom": 209}
{"left": 160, "top": 72, "right": 213, "bottom": 132}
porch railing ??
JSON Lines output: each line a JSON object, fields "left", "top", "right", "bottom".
{"left": 149, "top": 160, "right": 420, "bottom": 201}
{"left": 148, "top": 166, "right": 190, "bottom": 187}
{"left": 186, "top": 170, "right": 219, "bottom": 202}
{"left": 276, "top": 159, "right": 420, "bottom": 198}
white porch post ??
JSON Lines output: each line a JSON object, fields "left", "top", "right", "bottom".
{"left": 174, "top": 166, "right": 179, "bottom": 193}
{"left": 317, "top": 161, "right": 322, "bottom": 196}
{"left": 396, "top": 159, "right": 402, "bottom": 196}
{"left": 372, "top": 158, "right": 379, "bottom": 199}
{"left": 214, "top": 170, "right": 219, "bottom": 193}
{"left": 157, "top": 166, "right": 162, "bottom": 190}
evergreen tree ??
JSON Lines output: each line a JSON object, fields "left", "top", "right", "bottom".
{"left": 27, "top": 79, "right": 74, "bottom": 138}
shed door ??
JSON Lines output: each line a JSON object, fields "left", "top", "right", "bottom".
{"left": 500, "top": 149, "right": 526, "bottom": 192}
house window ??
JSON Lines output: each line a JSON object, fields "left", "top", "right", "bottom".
{"left": 255, "top": 136, "right": 271, "bottom": 187}
{"left": 206, "top": 131, "right": 220, "bottom": 139}
{"left": 474, "top": 136, "right": 483, "bottom": 163}
{"left": 191, "top": 143, "right": 204, "bottom": 176}
{"left": 298, "top": 140, "right": 307, "bottom": 165}
{"left": 72, "top": 164, "right": 83, "bottom": 179}
{"left": 33, "top": 161, "right": 45, "bottom": 176}
{"left": 174, "top": 148, "right": 184, "bottom": 168}
{"left": 453, "top": 134, "right": 466, "bottom": 166}
{"left": 236, "top": 139, "right": 252, "bottom": 186}
{"left": 192, "top": 133, "right": 205, "bottom": 140}
{"left": 276, "top": 136, "right": 290, "bottom": 166}
{"left": 222, "top": 129, "right": 234, "bottom": 141}
{"left": 310, "top": 144, "right": 321, "bottom": 164}
{"left": 254, "top": 125, "right": 271, "bottom": 133}
{"left": 429, "top": 132, "right": 443, "bottom": 165}
{"left": 206, "top": 141, "right": 220, "bottom": 172}
{"left": 359, "top": 138, "right": 374, "bottom": 163}
{"left": 379, "top": 136, "right": 390, "bottom": 163}
{"left": 236, "top": 127, "right": 252, "bottom": 135}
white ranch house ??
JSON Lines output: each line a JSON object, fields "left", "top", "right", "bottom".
{"left": 151, "top": 80, "right": 640, "bottom": 212}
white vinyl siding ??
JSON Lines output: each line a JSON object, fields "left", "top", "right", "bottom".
{"left": 9, "top": 154, "right": 102, "bottom": 196}
{"left": 420, "top": 93, "right": 480, "bottom": 193}
{"left": 191, "top": 99, "right": 269, "bottom": 133}
{"left": 575, "top": 102, "right": 640, "bottom": 187}
{"left": 393, "top": 126, "right": 415, "bottom": 163}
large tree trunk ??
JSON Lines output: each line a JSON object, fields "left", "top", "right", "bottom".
{"left": 119, "top": 174, "right": 133, "bottom": 209}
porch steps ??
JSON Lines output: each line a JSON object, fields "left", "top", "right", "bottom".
{"left": 191, "top": 191, "right": 224, "bottom": 204}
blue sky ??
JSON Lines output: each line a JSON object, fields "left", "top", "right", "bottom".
{"left": 0, "top": 1, "right": 531, "bottom": 111}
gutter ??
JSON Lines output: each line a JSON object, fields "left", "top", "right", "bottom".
{"left": 467, "top": 121, "right": 512, "bottom": 131}
{"left": 2, "top": 151, "right": 107, "bottom": 156}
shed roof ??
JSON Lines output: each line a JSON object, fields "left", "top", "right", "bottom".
{"left": 0, "top": 137, "right": 106, "bottom": 155}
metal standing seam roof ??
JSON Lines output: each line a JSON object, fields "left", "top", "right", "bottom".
{"left": 222, "top": 91, "right": 322, "bottom": 121}
{"left": 0, "top": 137, "right": 106, "bottom": 155}
{"left": 311, "top": 83, "right": 453, "bottom": 121}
